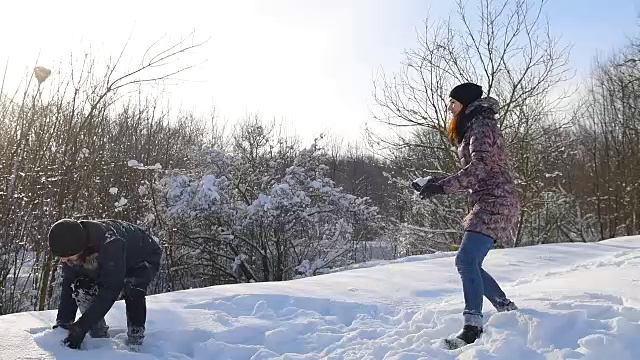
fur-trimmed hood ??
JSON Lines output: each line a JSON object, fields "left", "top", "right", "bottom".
{"left": 465, "top": 96, "right": 499, "bottom": 117}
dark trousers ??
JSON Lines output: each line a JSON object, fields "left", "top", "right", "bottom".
{"left": 72, "top": 262, "right": 158, "bottom": 340}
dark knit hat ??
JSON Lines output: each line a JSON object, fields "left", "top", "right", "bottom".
{"left": 449, "top": 82, "right": 483, "bottom": 106}
{"left": 48, "top": 219, "right": 87, "bottom": 257}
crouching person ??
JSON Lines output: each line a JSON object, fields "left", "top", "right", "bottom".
{"left": 48, "top": 218, "right": 162, "bottom": 349}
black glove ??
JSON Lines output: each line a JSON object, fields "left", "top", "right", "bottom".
{"left": 62, "top": 322, "right": 87, "bottom": 349}
{"left": 411, "top": 176, "right": 438, "bottom": 192}
{"left": 419, "top": 182, "right": 445, "bottom": 199}
{"left": 52, "top": 322, "right": 71, "bottom": 330}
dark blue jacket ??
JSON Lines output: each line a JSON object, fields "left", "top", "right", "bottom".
{"left": 55, "top": 219, "right": 162, "bottom": 330}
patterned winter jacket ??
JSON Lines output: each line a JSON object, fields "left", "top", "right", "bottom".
{"left": 438, "top": 97, "right": 520, "bottom": 244}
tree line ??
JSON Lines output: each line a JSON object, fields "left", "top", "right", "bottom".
{"left": 0, "top": 0, "right": 637, "bottom": 315}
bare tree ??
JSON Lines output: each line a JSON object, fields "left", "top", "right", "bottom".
{"left": 0, "top": 31, "right": 208, "bottom": 312}
{"left": 572, "top": 38, "right": 640, "bottom": 240}
{"left": 367, "top": 0, "right": 573, "bottom": 247}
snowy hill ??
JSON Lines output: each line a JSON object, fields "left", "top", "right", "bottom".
{"left": 3, "top": 237, "right": 640, "bottom": 359}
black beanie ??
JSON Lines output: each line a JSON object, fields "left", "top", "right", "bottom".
{"left": 48, "top": 219, "right": 87, "bottom": 257}
{"left": 449, "top": 82, "right": 483, "bottom": 106}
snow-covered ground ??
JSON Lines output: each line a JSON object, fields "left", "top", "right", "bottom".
{"left": 3, "top": 236, "right": 640, "bottom": 359}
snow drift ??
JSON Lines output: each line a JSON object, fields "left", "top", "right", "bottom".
{"left": 2, "top": 236, "right": 640, "bottom": 359}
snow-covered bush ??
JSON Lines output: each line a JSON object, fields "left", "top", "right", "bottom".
{"left": 160, "top": 136, "right": 382, "bottom": 284}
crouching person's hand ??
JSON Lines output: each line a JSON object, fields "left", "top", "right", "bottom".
{"left": 63, "top": 323, "right": 87, "bottom": 349}
{"left": 52, "top": 322, "right": 71, "bottom": 330}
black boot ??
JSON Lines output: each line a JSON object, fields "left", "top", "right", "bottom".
{"left": 495, "top": 299, "right": 518, "bottom": 312}
{"left": 443, "top": 325, "right": 483, "bottom": 349}
{"left": 455, "top": 325, "right": 483, "bottom": 344}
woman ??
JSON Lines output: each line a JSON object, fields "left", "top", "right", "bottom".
{"left": 416, "top": 82, "right": 520, "bottom": 347}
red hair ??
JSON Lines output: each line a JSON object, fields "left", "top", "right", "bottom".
{"left": 446, "top": 117, "right": 457, "bottom": 144}
{"left": 446, "top": 105, "right": 467, "bottom": 145}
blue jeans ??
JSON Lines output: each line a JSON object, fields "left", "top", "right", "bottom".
{"left": 455, "top": 231, "right": 509, "bottom": 327}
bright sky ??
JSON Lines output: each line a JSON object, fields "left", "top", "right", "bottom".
{"left": 1, "top": 0, "right": 638, "bottom": 145}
